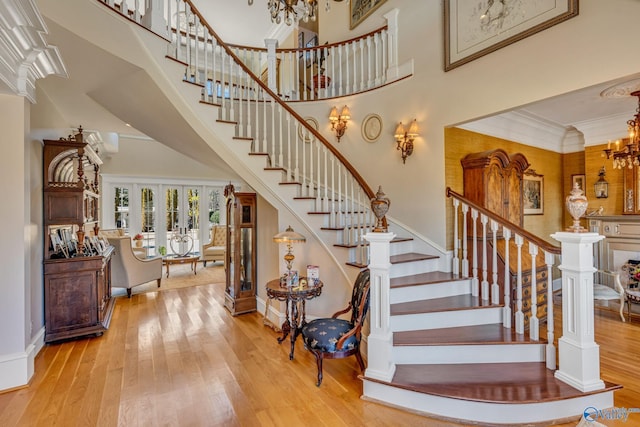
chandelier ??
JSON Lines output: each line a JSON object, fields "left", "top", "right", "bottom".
{"left": 604, "top": 90, "right": 640, "bottom": 170}
{"left": 248, "top": 0, "right": 336, "bottom": 26}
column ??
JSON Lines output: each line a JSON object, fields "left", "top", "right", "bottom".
{"left": 363, "top": 231, "right": 396, "bottom": 382}
{"left": 142, "top": 0, "right": 168, "bottom": 38}
{"left": 383, "top": 9, "right": 399, "bottom": 80}
{"left": 551, "top": 231, "right": 605, "bottom": 392}
{"left": 264, "top": 39, "right": 279, "bottom": 94}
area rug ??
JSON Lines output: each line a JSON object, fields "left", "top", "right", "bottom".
{"left": 111, "top": 262, "right": 225, "bottom": 297}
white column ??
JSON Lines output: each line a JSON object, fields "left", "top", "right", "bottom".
{"left": 383, "top": 9, "right": 399, "bottom": 80}
{"left": 264, "top": 39, "right": 279, "bottom": 94}
{"left": 551, "top": 231, "right": 605, "bottom": 392}
{"left": 142, "top": 0, "right": 168, "bottom": 38}
{"left": 363, "top": 231, "right": 396, "bottom": 382}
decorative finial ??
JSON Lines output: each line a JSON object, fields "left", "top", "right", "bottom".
{"left": 566, "top": 182, "right": 588, "bottom": 232}
{"left": 371, "top": 186, "right": 390, "bottom": 232}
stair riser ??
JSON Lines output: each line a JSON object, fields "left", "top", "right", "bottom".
{"left": 390, "top": 259, "right": 439, "bottom": 278}
{"left": 390, "top": 280, "right": 471, "bottom": 304}
{"left": 393, "top": 343, "right": 546, "bottom": 365}
{"left": 390, "top": 240, "right": 414, "bottom": 256}
{"left": 391, "top": 307, "right": 502, "bottom": 331}
{"left": 362, "top": 381, "right": 614, "bottom": 425}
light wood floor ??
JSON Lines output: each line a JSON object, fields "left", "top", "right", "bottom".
{"left": 1, "top": 274, "right": 639, "bottom": 426}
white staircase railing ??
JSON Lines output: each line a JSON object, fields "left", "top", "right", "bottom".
{"left": 99, "top": 0, "right": 377, "bottom": 267}
{"left": 99, "top": 0, "right": 402, "bottom": 102}
{"left": 447, "top": 188, "right": 560, "bottom": 369}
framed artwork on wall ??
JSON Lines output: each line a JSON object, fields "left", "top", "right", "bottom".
{"left": 350, "top": 0, "right": 387, "bottom": 30}
{"left": 571, "top": 174, "right": 585, "bottom": 192}
{"left": 523, "top": 172, "right": 544, "bottom": 215}
{"left": 444, "top": 0, "right": 579, "bottom": 71}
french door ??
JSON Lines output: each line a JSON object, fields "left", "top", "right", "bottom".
{"left": 164, "top": 186, "right": 200, "bottom": 256}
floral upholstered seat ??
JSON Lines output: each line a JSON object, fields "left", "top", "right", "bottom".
{"left": 300, "top": 269, "right": 370, "bottom": 386}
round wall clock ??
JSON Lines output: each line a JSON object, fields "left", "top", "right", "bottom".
{"left": 362, "top": 113, "right": 383, "bottom": 142}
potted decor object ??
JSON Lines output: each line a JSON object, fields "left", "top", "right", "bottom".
{"left": 133, "top": 233, "right": 144, "bottom": 247}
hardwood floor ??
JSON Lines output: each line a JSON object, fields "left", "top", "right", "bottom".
{"left": 0, "top": 278, "right": 639, "bottom": 426}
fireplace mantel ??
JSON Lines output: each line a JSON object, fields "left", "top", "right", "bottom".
{"left": 589, "top": 216, "right": 640, "bottom": 271}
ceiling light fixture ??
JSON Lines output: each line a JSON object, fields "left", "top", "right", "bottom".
{"left": 248, "top": 0, "right": 340, "bottom": 26}
{"left": 603, "top": 90, "right": 640, "bottom": 169}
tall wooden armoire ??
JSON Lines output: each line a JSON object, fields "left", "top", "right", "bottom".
{"left": 460, "top": 148, "right": 529, "bottom": 226}
{"left": 461, "top": 149, "right": 547, "bottom": 327}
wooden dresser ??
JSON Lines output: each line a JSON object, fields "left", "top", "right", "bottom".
{"left": 43, "top": 128, "right": 115, "bottom": 343}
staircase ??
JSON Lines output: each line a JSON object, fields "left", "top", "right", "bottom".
{"left": 46, "top": 1, "right": 619, "bottom": 424}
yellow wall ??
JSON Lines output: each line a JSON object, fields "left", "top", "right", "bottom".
{"left": 444, "top": 128, "right": 563, "bottom": 249}
{"left": 584, "top": 144, "right": 620, "bottom": 216}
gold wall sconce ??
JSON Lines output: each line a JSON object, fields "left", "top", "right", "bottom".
{"left": 394, "top": 119, "right": 419, "bottom": 164}
{"left": 594, "top": 166, "right": 609, "bottom": 199}
{"left": 329, "top": 105, "right": 350, "bottom": 142}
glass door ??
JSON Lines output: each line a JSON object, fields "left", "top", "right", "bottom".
{"left": 165, "top": 186, "right": 200, "bottom": 256}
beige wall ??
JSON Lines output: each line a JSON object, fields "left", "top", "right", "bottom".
{"left": 444, "top": 128, "right": 563, "bottom": 248}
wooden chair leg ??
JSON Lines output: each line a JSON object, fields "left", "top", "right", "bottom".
{"left": 312, "top": 351, "right": 323, "bottom": 387}
{"left": 126, "top": 288, "right": 132, "bottom": 298}
{"left": 156, "top": 278, "right": 161, "bottom": 288}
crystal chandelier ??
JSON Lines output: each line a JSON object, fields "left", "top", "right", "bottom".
{"left": 248, "top": 0, "right": 336, "bottom": 26}
{"left": 604, "top": 90, "right": 640, "bottom": 170}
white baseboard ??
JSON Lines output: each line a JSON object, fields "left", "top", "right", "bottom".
{"left": 0, "top": 326, "right": 45, "bottom": 392}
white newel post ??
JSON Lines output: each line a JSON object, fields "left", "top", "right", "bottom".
{"left": 364, "top": 231, "right": 396, "bottom": 382}
{"left": 383, "top": 9, "right": 399, "bottom": 80}
{"left": 142, "top": 0, "right": 168, "bottom": 37}
{"left": 551, "top": 231, "right": 605, "bottom": 392}
{"left": 264, "top": 39, "right": 279, "bottom": 94}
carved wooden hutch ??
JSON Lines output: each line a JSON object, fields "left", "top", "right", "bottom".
{"left": 461, "top": 149, "right": 547, "bottom": 326}
{"left": 224, "top": 185, "right": 257, "bottom": 315}
{"left": 43, "top": 127, "right": 114, "bottom": 343}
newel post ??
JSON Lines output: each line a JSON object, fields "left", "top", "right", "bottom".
{"left": 551, "top": 231, "right": 605, "bottom": 391}
{"left": 383, "top": 9, "right": 399, "bottom": 80}
{"left": 364, "top": 231, "right": 396, "bottom": 382}
{"left": 142, "top": 0, "right": 168, "bottom": 38}
{"left": 264, "top": 39, "right": 279, "bottom": 93}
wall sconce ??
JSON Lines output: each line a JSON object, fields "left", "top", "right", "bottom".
{"left": 329, "top": 105, "right": 350, "bottom": 142}
{"left": 594, "top": 166, "right": 609, "bottom": 199}
{"left": 394, "top": 119, "right": 419, "bottom": 164}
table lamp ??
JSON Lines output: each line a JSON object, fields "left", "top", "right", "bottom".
{"left": 273, "top": 225, "right": 306, "bottom": 276}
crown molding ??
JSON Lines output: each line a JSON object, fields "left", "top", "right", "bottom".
{"left": 0, "top": 0, "right": 67, "bottom": 103}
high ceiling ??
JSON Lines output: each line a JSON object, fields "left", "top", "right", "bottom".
{"left": 8, "top": 1, "right": 640, "bottom": 156}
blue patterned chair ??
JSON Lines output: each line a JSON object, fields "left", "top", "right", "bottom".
{"left": 300, "top": 269, "right": 370, "bottom": 386}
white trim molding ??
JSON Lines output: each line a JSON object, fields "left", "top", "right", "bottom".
{"left": 0, "top": 326, "right": 44, "bottom": 391}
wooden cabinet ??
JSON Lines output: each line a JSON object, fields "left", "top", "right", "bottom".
{"left": 461, "top": 149, "right": 529, "bottom": 226}
{"left": 224, "top": 185, "right": 257, "bottom": 315}
{"left": 43, "top": 127, "right": 115, "bottom": 343}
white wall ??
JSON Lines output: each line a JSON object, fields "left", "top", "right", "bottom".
{"left": 309, "top": 0, "right": 640, "bottom": 249}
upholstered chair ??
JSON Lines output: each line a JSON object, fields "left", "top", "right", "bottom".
{"left": 201, "top": 225, "right": 226, "bottom": 266}
{"left": 301, "top": 269, "right": 370, "bottom": 386}
{"left": 107, "top": 236, "right": 162, "bottom": 297}
{"left": 99, "top": 228, "right": 146, "bottom": 259}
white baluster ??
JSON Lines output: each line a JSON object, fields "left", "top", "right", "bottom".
{"left": 461, "top": 203, "right": 468, "bottom": 277}
{"left": 338, "top": 46, "right": 343, "bottom": 96}
{"left": 471, "top": 208, "right": 479, "bottom": 296}
{"left": 480, "top": 214, "right": 489, "bottom": 300}
{"left": 529, "top": 243, "right": 539, "bottom": 341}
{"left": 545, "top": 251, "right": 556, "bottom": 370}
{"left": 366, "top": 35, "right": 373, "bottom": 89}
{"left": 502, "top": 228, "right": 512, "bottom": 328}
{"left": 490, "top": 219, "right": 499, "bottom": 305}
{"left": 515, "top": 234, "right": 524, "bottom": 335}
{"left": 452, "top": 199, "right": 460, "bottom": 276}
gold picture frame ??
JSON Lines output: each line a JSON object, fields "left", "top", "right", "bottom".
{"left": 350, "top": 0, "right": 387, "bottom": 30}
{"left": 523, "top": 172, "right": 544, "bottom": 215}
{"left": 444, "top": 0, "right": 578, "bottom": 71}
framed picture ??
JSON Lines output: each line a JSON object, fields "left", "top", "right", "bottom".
{"left": 572, "top": 174, "right": 585, "bottom": 192}
{"left": 298, "top": 31, "right": 304, "bottom": 58}
{"left": 523, "top": 172, "right": 544, "bottom": 215}
{"left": 350, "top": 0, "right": 387, "bottom": 30}
{"left": 444, "top": 0, "right": 578, "bottom": 71}
{"left": 305, "top": 35, "right": 317, "bottom": 65}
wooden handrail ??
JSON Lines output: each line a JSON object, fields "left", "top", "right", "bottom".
{"left": 446, "top": 187, "right": 561, "bottom": 255}
{"left": 183, "top": 0, "right": 375, "bottom": 200}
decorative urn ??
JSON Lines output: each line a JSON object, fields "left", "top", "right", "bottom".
{"left": 370, "top": 186, "right": 390, "bottom": 232}
{"left": 566, "top": 182, "right": 588, "bottom": 232}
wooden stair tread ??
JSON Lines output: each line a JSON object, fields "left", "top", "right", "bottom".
{"left": 363, "top": 363, "right": 621, "bottom": 404}
{"left": 391, "top": 252, "right": 438, "bottom": 264}
{"left": 391, "top": 294, "right": 501, "bottom": 315}
{"left": 393, "top": 323, "right": 545, "bottom": 346}
{"left": 391, "top": 271, "right": 462, "bottom": 288}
